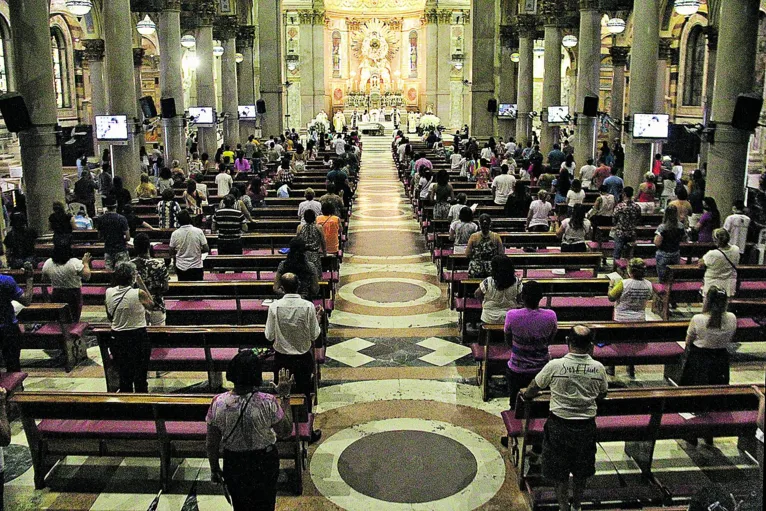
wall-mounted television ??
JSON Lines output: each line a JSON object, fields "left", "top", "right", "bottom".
{"left": 547, "top": 106, "right": 569, "bottom": 124}
{"left": 632, "top": 113, "right": 670, "bottom": 139}
{"left": 498, "top": 103, "right": 518, "bottom": 119}
{"left": 95, "top": 115, "right": 129, "bottom": 141}
{"left": 189, "top": 107, "right": 215, "bottom": 125}
{"left": 238, "top": 105, "right": 257, "bottom": 119}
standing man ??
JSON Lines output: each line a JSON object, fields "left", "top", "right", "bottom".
{"left": 522, "top": 325, "right": 608, "bottom": 511}
{"left": 95, "top": 198, "right": 130, "bottom": 270}
{"left": 612, "top": 187, "right": 641, "bottom": 263}
{"left": 603, "top": 166, "right": 624, "bottom": 202}
{"left": 169, "top": 211, "right": 209, "bottom": 281}
{"left": 215, "top": 165, "right": 233, "bottom": 198}
{"left": 491, "top": 164, "right": 516, "bottom": 206}
{"left": 392, "top": 107, "right": 401, "bottom": 130}
{"left": 0, "top": 263, "right": 34, "bottom": 372}
{"left": 74, "top": 170, "right": 99, "bottom": 218}
{"left": 212, "top": 195, "right": 248, "bottom": 255}
{"left": 547, "top": 143, "right": 566, "bottom": 172}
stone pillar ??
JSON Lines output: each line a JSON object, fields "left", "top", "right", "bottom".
{"left": 133, "top": 47, "right": 145, "bottom": 125}
{"left": 158, "top": 1, "right": 186, "bottom": 165}
{"left": 425, "top": 6, "right": 438, "bottom": 113}
{"left": 216, "top": 17, "right": 240, "bottom": 146}
{"left": 237, "top": 26, "right": 257, "bottom": 137}
{"left": 83, "top": 39, "right": 106, "bottom": 156}
{"left": 470, "top": 0, "right": 496, "bottom": 138}
{"left": 574, "top": 0, "right": 601, "bottom": 167}
{"left": 311, "top": 10, "right": 327, "bottom": 119}
{"left": 655, "top": 38, "right": 673, "bottom": 113}
{"left": 299, "top": 10, "right": 316, "bottom": 132}
{"left": 436, "top": 10, "right": 452, "bottom": 124}
{"left": 196, "top": 3, "right": 218, "bottom": 156}
{"left": 516, "top": 15, "right": 536, "bottom": 145}
{"left": 103, "top": 0, "right": 141, "bottom": 191}
{"left": 624, "top": 0, "right": 659, "bottom": 188}
{"left": 609, "top": 46, "right": 629, "bottom": 143}
{"left": 259, "top": 0, "right": 284, "bottom": 137}
{"left": 498, "top": 40, "right": 518, "bottom": 139}
{"left": 7, "top": 0, "right": 65, "bottom": 234}
{"left": 706, "top": 0, "right": 760, "bottom": 214}
{"left": 540, "top": 22, "right": 562, "bottom": 153}
{"left": 700, "top": 27, "right": 718, "bottom": 167}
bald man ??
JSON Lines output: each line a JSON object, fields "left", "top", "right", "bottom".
{"left": 523, "top": 326, "right": 608, "bottom": 511}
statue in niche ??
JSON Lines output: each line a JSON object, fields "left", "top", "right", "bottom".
{"left": 332, "top": 31, "right": 342, "bottom": 77}
{"left": 409, "top": 31, "right": 418, "bottom": 75}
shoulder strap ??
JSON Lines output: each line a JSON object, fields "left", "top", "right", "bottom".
{"left": 106, "top": 288, "right": 132, "bottom": 322}
{"left": 222, "top": 392, "right": 257, "bottom": 445}
{"left": 717, "top": 248, "right": 738, "bottom": 271}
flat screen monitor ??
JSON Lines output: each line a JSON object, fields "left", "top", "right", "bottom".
{"left": 547, "top": 106, "right": 569, "bottom": 124}
{"left": 632, "top": 113, "right": 670, "bottom": 139}
{"left": 95, "top": 115, "right": 129, "bottom": 141}
{"left": 189, "top": 107, "right": 215, "bottom": 125}
{"left": 238, "top": 105, "right": 257, "bottom": 119}
{"left": 498, "top": 103, "right": 518, "bottom": 119}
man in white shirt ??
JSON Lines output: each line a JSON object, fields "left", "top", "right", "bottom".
{"left": 523, "top": 326, "right": 608, "bottom": 511}
{"left": 169, "top": 211, "right": 209, "bottom": 281}
{"left": 491, "top": 164, "right": 516, "bottom": 205}
{"left": 723, "top": 200, "right": 751, "bottom": 255}
{"left": 215, "top": 167, "right": 233, "bottom": 198}
{"left": 504, "top": 138, "right": 517, "bottom": 158}
{"left": 333, "top": 135, "right": 346, "bottom": 155}
{"left": 266, "top": 273, "right": 322, "bottom": 440}
{"left": 578, "top": 158, "right": 597, "bottom": 190}
{"left": 272, "top": 138, "right": 284, "bottom": 156}
{"left": 298, "top": 188, "right": 322, "bottom": 223}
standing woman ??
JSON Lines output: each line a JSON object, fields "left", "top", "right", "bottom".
{"left": 700, "top": 227, "right": 740, "bottom": 297}
{"left": 466, "top": 214, "right": 505, "bottom": 278}
{"left": 207, "top": 351, "right": 294, "bottom": 511}
{"left": 557, "top": 205, "right": 591, "bottom": 252}
{"left": 105, "top": 262, "right": 155, "bottom": 393}
{"left": 430, "top": 169, "right": 454, "bottom": 220}
{"left": 42, "top": 242, "right": 92, "bottom": 322}
{"left": 474, "top": 255, "right": 522, "bottom": 324}
{"left": 183, "top": 180, "right": 206, "bottom": 226}
{"left": 654, "top": 205, "right": 688, "bottom": 282}
{"left": 295, "top": 209, "right": 327, "bottom": 272}
{"left": 692, "top": 197, "right": 721, "bottom": 243}
{"left": 48, "top": 201, "right": 75, "bottom": 246}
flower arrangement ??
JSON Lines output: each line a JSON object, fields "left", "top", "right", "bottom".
{"left": 419, "top": 114, "right": 441, "bottom": 130}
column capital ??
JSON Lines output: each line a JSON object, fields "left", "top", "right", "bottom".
{"left": 704, "top": 26, "right": 719, "bottom": 50}
{"left": 236, "top": 25, "right": 255, "bottom": 50}
{"left": 579, "top": 0, "right": 599, "bottom": 10}
{"left": 516, "top": 14, "right": 539, "bottom": 38}
{"left": 133, "top": 47, "right": 145, "bottom": 67}
{"left": 298, "top": 9, "right": 326, "bottom": 25}
{"left": 162, "top": 0, "right": 181, "bottom": 10}
{"left": 500, "top": 25, "right": 518, "bottom": 49}
{"left": 423, "top": 8, "right": 439, "bottom": 24}
{"left": 658, "top": 37, "right": 675, "bottom": 60}
{"left": 196, "top": 1, "right": 217, "bottom": 26}
{"left": 609, "top": 45, "right": 630, "bottom": 66}
{"left": 82, "top": 38, "right": 105, "bottom": 62}
{"left": 214, "top": 16, "right": 239, "bottom": 40}
{"left": 388, "top": 18, "right": 403, "bottom": 31}
{"left": 346, "top": 17, "right": 361, "bottom": 32}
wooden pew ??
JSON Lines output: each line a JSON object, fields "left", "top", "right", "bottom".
{"left": 203, "top": 254, "right": 340, "bottom": 283}
{"left": 506, "top": 385, "right": 763, "bottom": 506}
{"left": 11, "top": 392, "right": 312, "bottom": 493}
{"left": 17, "top": 304, "right": 88, "bottom": 372}
{"left": 443, "top": 252, "right": 602, "bottom": 284}
{"left": 1, "top": 269, "right": 114, "bottom": 306}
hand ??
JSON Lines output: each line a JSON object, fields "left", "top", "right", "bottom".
{"left": 273, "top": 368, "right": 295, "bottom": 399}
{"left": 210, "top": 468, "right": 223, "bottom": 484}
{"left": 22, "top": 261, "right": 34, "bottom": 280}
{"left": 753, "top": 385, "right": 765, "bottom": 399}
{"left": 82, "top": 252, "right": 92, "bottom": 264}
{"left": 0, "top": 387, "right": 6, "bottom": 405}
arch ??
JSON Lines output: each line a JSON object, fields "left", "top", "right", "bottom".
{"left": 682, "top": 25, "right": 706, "bottom": 106}
{"left": 0, "top": 14, "right": 11, "bottom": 93}
{"left": 50, "top": 25, "right": 71, "bottom": 108}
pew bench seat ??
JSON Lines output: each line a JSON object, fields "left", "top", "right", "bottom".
{"left": 454, "top": 296, "right": 613, "bottom": 312}
{"left": 443, "top": 269, "right": 597, "bottom": 282}
{"left": 165, "top": 298, "right": 333, "bottom": 313}
{"left": 469, "top": 342, "right": 683, "bottom": 365}
{"left": 0, "top": 372, "right": 27, "bottom": 394}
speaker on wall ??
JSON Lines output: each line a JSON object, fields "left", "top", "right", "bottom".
{"left": 0, "top": 93, "right": 33, "bottom": 132}
{"left": 139, "top": 96, "right": 157, "bottom": 119}
{"left": 160, "top": 98, "right": 177, "bottom": 119}
{"left": 583, "top": 96, "right": 599, "bottom": 117}
{"left": 256, "top": 99, "right": 266, "bottom": 114}
{"left": 487, "top": 99, "right": 497, "bottom": 113}
{"left": 732, "top": 93, "right": 763, "bottom": 131}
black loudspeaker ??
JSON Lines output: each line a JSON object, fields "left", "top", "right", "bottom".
{"left": 160, "top": 98, "right": 177, "bottom": 119}
{"left": 487, "top": 99, "right": 497, "bottom": 113}
{"left": 0, "top": 93, "right": 33, "bottom": 132}
{"left": 583, "top": 96, "right": 599, "bottom": 117}
{"left": 139, "top": 96, "right": 157, "bottom": 119}
{"left": 732, "top": 93, "right": 763, "bottom": 131}
{"left": 256, "top": 99, "right": 266, "bottom": 114}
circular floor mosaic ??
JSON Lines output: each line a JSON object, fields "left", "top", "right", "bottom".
{"left": 352, "top": 281, "right": 428, "bottom": 304}
{"left": 310, "top": 418, "right": 505, "bottom": 511}
{"left": 339, "top": 277, "right": 441, "bottom": 308}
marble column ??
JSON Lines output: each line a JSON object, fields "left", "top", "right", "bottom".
{"left": 299, "top": 10, "right": 316, "bottom": 131}
{"left": 7, "top": 0, "right": 65, "bottom": 234}
{"left": 497, "top": 42, "right": 518, "bottom": 139}
{"left": 311, "top": 11, "right": 327, "bottom": 119}
{"left": 515, "top": 15, "right": 536, "bottom": 145}
{"left": 469, "top": 0, "right": 495, "bottom": 138}
{"left": 237, "top": 26, "right": 257, "bottom": 137}
{"left": 706, "top": 0, "right": 760, "bottom": 214}
{"left": 103, "top": 0, "right": 141, "bottom": 191}
{"left": 609, "top": 46, "right": 629, "bottom": 143}
{"left": 259, "top": 0, "right": 284, "bottom": 137}
{"left": 196, "top": 3, "right": 218, "bottom": 156}
{"left": 158, "top": 1, "right": 186, "bottom": 165}
{"left": 425, "top": 6, "right": 438, "bottom": 113}
{"left": 540, "top": 22, "right": 562, "bottom": 153}
{"left": 217, "top": 17, "right": 240, "bottom": 146}
{"left": 133, "top": 48, "right": 145, "bottom": 122}
{"left": 699, "top": 27, "right": 718, "bottom": 167}
{"left": 436, "top": 10, "right": 452, "bottom": 124}
{"left": 83, "top": 39, "right": 106, "bottom": 157}
{"left": 624, "top": 0, "right": 659, "bottom": 188}
{"left": 574, "top": 0, "right": 601, "bottom": 167}
{"left": 654, "top": 38, "right": 673, "bottom": 113}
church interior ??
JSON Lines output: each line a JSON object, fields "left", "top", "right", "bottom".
{"left": 0, "top": 0, "right": 764, "bottom": 510}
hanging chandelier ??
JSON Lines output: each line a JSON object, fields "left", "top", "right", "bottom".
{"left": 562, "top": 35, "right": 578, "bottom": 48}
{"left": 65, "top": 0, "right": 92, "bottom": 16}
{"left": 674, "top": 0, "right": 700, "bottom": 16}
{"left": 181, "top": 35, "right": 196, "bottom": 48}
{"left": 235, "top": 53, "right": 244, "bottom": 64}
{"left": 137, "top": 15, "right": 156, "bottom": 36}
{"left": 606, "top": 17, "right": 626, "bottom": 35}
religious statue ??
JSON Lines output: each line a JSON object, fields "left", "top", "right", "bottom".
{"left": 392, "top": 107, "right": 401, "bottom": 129}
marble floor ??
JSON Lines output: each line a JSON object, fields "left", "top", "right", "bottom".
{"left": 3, "top": 135, "right": 764, "bottom": 510}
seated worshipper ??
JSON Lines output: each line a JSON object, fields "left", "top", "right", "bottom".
{"left": 319, "top": 183, "right": 346, "bottom": 220}
{"left": 3, "top": 213, "right": 37, "bottom": 269}
{"left": 296, "top": 209, "right": 327, "bottom": 271}
{"left": 234, "top": 151, "right": 251, "bottom": 173}
{"left": 430, "top": 169, "right": 455, "bottom": 220}
{"left": 42, "top": 242, "right": 92, "bottom": 322}
{"left": 692, "top": 197, "right": 721, "bottom": 243}
{"left": 474, "top": 255, "right": 522, "bottom": 324}
{"left": 265, "top": 273, "right": 323, "bottom": 443}
{"left": 492, "top": 164, "right": 516, "bottom": 206}
{"left": 298, "top": 188, "right": 323, "bottom": 223}
{"left": 276, "top": 183, "right": 291, "bottom": 198}
{"left": 700, "top": 227, "right": 740, "bottom": 297}
{"left": 654, "top": 205, "right": 688, "bottom": 283}
{"left": 95, "top": 198, "right": 130, "bottom": 270}
{"left": 526, "top": 190, "right": 553, "bottom": 233}
{"left": 170, "top": 211, "right": 209, "bottom": 281}
{"left": 450, "top": 206, "right": 479, "bottom": 254}
{"left": 157, "top": 167, "right": 174, "bottom": 194}
{"left": 131, "top": 233, "right": 169, "bottom": 326}
{"left": 723, "top": 200, "right": 750, "bottom": 257}
{"left": 105, "top": 262, "right": 155, "bottom": 393}
{"left": 636, "top": 172, "right": 657, "bottom": 214}
{"left": 212, "top": 195, "right": 249, "bottom": 255}
{"left": 317, "top": 202, "right": 342, "bottom": 255}
{"left": 206, "top": 355, "right": 294, "bottom": 511}
{"left": 273, "top": 238, "right": 320, "bottom": 300}
{"left": 522, "top": 326, "right": 608, "bottom": 511}
{"left": 135, "top": 173, "right": 157, "bottom": 200}
{"left": 466, "top": 214, "right": 505, "bottom": 278}
{"left": 49, "top": 201, "right": 74, "bottom": 247}
{"left": 556, "top": 204, "right": 591, "bottom": 252}
{"left": 448, "top": 193, "right": 468, "bottom": 223}
{"left": 247, "top": 177, "right": 267, "bottom": 208}
{"left": 156, "top": 189, "right": 182, "bottom": 229}
{"left": 73, "top": 206, "right": 93, "bottom": 230}
{"left": 504, "top": 281, "right": 557, "bottom": 407}
{"left": 505, "top": 181, "right": 533, "bottom": 219}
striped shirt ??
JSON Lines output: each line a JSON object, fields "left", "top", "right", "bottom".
{"left": 213, "top": 207, "right": 246, "bottom": 240}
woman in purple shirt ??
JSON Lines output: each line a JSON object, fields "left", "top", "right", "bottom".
{"left": 693, "top": 197, "right": 721, "bottom": 243}
{"left": 504, "top": 281, "right": 558, "bottom": 407}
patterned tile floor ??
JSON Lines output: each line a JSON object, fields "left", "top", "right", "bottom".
{"left": 3, "top": 135, "right": 764, "bottom": 510}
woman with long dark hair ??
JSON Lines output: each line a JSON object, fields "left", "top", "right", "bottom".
{"left": 48, "top": 201, "right": 74, "bottom": 246}
{"left": 41, "top": 242, "right": 92, "bottom": 322}
{"left": 466, "top": 214, "right": 505, "bottom": 278}
{"left": 557, "top": 204, "right": 590, "bottom": 252}
{"left": 474, "top": 255, "right": 522, "bottom": 324}
{"left": 295, "top": 209, "right": 326, "bottom": 272}
{"left": 693, "top": 197, "right": 721, "bottom": 243}
{"left": 552, "top": 169, "right": 571, "bottom": 205}
{"left": 273, "top": 238, "right": 320, "bottom": 299}
{"left": 654, "top": 205, "right": 688, "bottom": 282}
{"left": 430, "top": 169, "right": 454, "bottom": 220}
